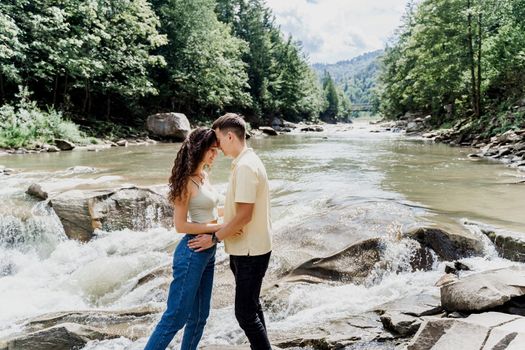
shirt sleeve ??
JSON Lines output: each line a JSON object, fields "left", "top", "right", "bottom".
{"left": 234, "top": 164, "right": 258, "bottom": 203}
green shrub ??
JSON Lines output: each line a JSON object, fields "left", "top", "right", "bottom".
{"left": 0, "top": 88, "right": 87, "bottom": 148}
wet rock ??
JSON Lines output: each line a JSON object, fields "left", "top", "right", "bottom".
{"left": 271, "top": 316, "right": 386, "bottom": 349}
{"left": 380, "top": 311, "right": 422, "bottom": 337}
{"left": 26, "top": 183, "right": 48, "bottom": 200}
{"left": 407, "top": 312, "right": 525, "bottom": 350}
{"left": 440, "top": 266, "right": 525, "bottom": 313}
{"left": 287, "top": 238, "right": 382, "bottom": 284}
{"left": 1, "top": 323, "right": 117, "bottom": 350}
{"left": 404, "top": 227, "right": 484, "bottom": 261}
{"left": 271, "top": 117, "right": 283, "bottom": 131}
{"left": 283, "top": 120, "right": 298, "bottom": 129}
{"left": 66, "top": 166, "right": 97, "bottom": 174}
{"left": 23, "top": 307, "right": 160, "bottom": 339}
{"left": 46, "top": 145, "right": 60, "bottom": 152}
{"left": 286, "top": 238, "right": 434, "bottom": 284}
{"left": 467, "top": 153, "right": 482, "bottom": 159}
{"left": 474, "top": 225, "right": 525, "bottom": 262}
{"left": 146, "top": 112, "right": 191, "bottom": 140}
{"left": 202, "top": 346, "right": 284, "bottom": 350}
{"left": 116, "top": 139, "right": 128, "bottom": 147}
{"left": 50, "top": 186, "right": 173, "bottom": 241}
{"left": 406, "top": 122, "right": 424, "bottom": 133}
{"left": 259, "top": 126, "right": 278, "bottom": 136}
{"left": 300, "top": 125, "right": 324, "bottom": 132}
{"left": 375, "top": 293, "right": 442, "bottom": 337}
{"left": 54, "top": 139, "right": 76, "bottom": 151}
{"left": 444, "top": 261, "right": 470, "bottom": 274}
{"left": 0, "top": 307, "right": 161, "bottom": 350}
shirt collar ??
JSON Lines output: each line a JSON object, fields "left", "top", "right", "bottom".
{"left": 231, "top": 147, "right": 253, "bottom": 169}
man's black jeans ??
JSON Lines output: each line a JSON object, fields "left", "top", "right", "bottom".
{"left": 230, "top": 251, "right": 272, "bottom": 350}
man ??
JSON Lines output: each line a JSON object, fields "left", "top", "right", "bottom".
{"left": 189, "top": 113, "right": 272, "bottom": 350}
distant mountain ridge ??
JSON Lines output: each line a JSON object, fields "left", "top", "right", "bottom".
{"left": 312, "top": 50, "right": 383, "bottom": 105}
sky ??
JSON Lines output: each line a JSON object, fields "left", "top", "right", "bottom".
{"left": 264, "top": 0, "right": 409, "bottom": 64}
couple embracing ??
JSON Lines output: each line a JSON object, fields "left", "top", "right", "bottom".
{"left": 145, "top": 113, "right": 273, "bottom": 350}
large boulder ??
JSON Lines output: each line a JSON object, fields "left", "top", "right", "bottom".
{"left": 0, "top": 323, "right": 117, "bottom": 350}
{"left": 407, "top": 312, "right": 525, "bottom": 350}
{"left": 270, "top": 316, "right": 387, "bottom": 350}
{"left": 286, "top": 238, "right": 434, "bottom": 284}
{"left": 259, "top": 126, "right": 278, "bottom": 136}
{"left": 0, "top": 307, "right": 160, "bottom": 350}
{"left": 54, "top": 139, "right": 76, "bottom": 151}
{"left": 26, "top": 183, "right": 48, "bottom": 200}
{"left": 49, "top": 186, "right": 172, "bottom": 241}
{"left": 404, "top": 227, "right": 484, "bottom": 261}
{"left": 271, "top": 117, "right": 283, "bottom": 131}
{"left": 146, "top": 112, "right": 191, "bottom": 140}
{"left": 440, "top": 266, "right": 525, "bottom": 313}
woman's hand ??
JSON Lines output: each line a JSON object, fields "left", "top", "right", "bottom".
{"left": 188, "top": 234, "right": 215, "bottom": 252}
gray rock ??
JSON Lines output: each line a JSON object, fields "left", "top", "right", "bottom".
{"left": 66, "top": 166, "right": 97, "bottom": 174}
{"left": 271, "top": 316, "right": 386, "bottom": 349}
{"left": 271, "top": 117, "right": 283, "bottom": 130}
{"left": 444, "top": 261, "right": 470, "bottom": 274}
{"left": 1, "top": 307, "right": 161, "bottom": 350}
{"left": 2, "top": 323, "right": 117, "bottom": 350}
{"left": 287, "top": 238, "right": 434, "bottom": 284}
{"left": 380, "top": 311, "right": 422, "bottom": 337}
{"left": 116, "top": 139, "right": 128, "bottom": 147}
{"left": 407, "top": 312, "right": 525, "bottom": 350}
{"left": 2, "top": 167, "right": 14, "bottom": 175}
{"left": 54, "top": 139, "right": 76, "bottom": 151}
{"left": 404, "top": 227, "right": 484, "bottom": 261}
{"left": 282, "top": 120, "right": 298, "bottom": 129}
{"left": 46, "top": 145, "right": 60, "bottom": 153}
{"left": 441, "top": 266, "right": 525, "bottom": 313}
{"left": 300, "top": 125, "right": 324, "bottom": 132}
{"left": 49, "top": 186, "right": 173, "bottom": 241}
{"left": 476, "top": 226, "right": 525, "bottom": 262}
{"left": 26, "top": 183, "right": 48, "bottom": 200}
{"left": 406, "top": 122, "right": 424, "bottom": 133}
{"left": 146, "top": 112, "right": 191, "bottom": 140}
{"left": 259, "top": 126, "right": 278, "bottom": 136}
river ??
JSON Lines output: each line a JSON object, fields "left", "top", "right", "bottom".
{"left": 0, "top": 121, "right": 524, "bottom": 349}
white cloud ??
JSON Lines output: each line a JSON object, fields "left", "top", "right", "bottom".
{"left": 264, "top": 0, "right": 408, "bottom": 64}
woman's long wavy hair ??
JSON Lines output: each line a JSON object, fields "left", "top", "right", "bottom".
{"left": 168, "top": 128, "right": 217, "bottom": 203}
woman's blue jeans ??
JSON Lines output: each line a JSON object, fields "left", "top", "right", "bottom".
{"left": 144, "top": 234, "right": 216, "bottom": 350}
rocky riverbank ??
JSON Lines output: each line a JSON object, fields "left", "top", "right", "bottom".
{"left": 375, "top": 114, "right": 525, "bottom": 174}
{"left": 0, "top": 112, "right": 327, "bottom": 159}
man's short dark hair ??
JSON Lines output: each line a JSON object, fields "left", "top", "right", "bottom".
{"left": 212, "top": 113, "right": 246, "bottom": 140}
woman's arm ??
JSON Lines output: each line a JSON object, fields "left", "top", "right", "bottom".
{"left": 173, "top": 187, "right": 222, "bottom": 234}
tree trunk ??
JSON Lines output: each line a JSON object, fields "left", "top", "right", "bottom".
{"left": 106, "top": 95, "right": 111, "bottom": 120}
{"left": 83, "top": 80, "right": 89, "bottom": 112}
{"left": 88, "top": 93, "right": 93, "bottom": 116}
{"left": 466, "top": 0, "right": 478, "bottom": 117}
{"left": 63, "top": 74, "right": 68, "bottom": 107}
{"left": 53, "top": 76, "right": 59, "bottom": 107}
{"left": 0, "top": 74, "right": 5, "bottom": 102}
{"left": 476, "top": 12, "right": 482, "bottom": 116}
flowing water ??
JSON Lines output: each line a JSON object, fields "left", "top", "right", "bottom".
{"left": 0, "top": 121, "right": 524, "bottom": 349}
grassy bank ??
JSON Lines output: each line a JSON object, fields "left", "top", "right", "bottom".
{"left": 0, "top": 91, "right": 147, "bottom": 150}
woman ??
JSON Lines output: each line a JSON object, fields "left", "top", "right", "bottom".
{"left": 145, "top": 128, "right": 222, "bottom": 350}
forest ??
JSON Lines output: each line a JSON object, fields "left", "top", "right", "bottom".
{"left": 376, "top": 0, "right": 525, "bottom": 136}
{"left": 0, "top": 0, "right": 351, "bottom": 148}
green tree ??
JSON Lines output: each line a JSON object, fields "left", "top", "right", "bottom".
{"left": 152, "top": 0, "right": 251, "bottom": 118}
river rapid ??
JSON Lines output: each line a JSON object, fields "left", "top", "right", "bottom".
{"left": 0, "top": 121, "right": 524, "bottom": 349}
